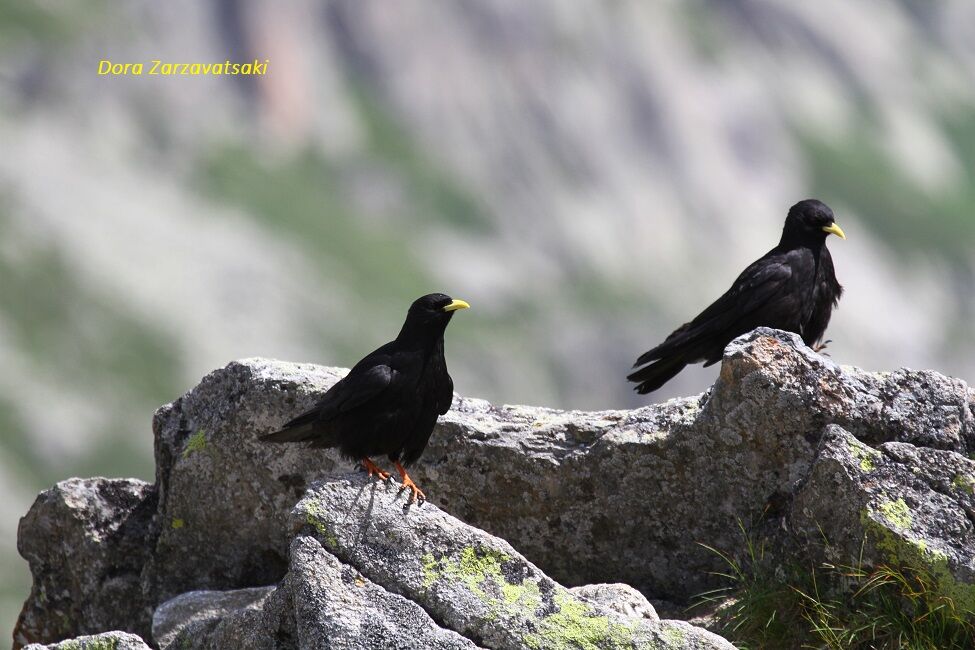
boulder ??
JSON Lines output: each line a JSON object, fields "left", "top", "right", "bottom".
{"left": 569, "top": 584, "right": 659, "bottom": 622}
{"left": 151, "top": 586, "right": 274, "bottom": 650}
{"left": 290, "top": 473, "right": 733, "bottom": 649}
{"left": 23, "top": 631, "right": 151, "bottom": 650}
{"left": 153, "top": 535, "right": 482, "bottom": 650}
{"left": 145, "top": 361, "right": 346, "bottom": 602}
{"left": 790, "top": 424, "right": 975, "bottom": 609}
{"left": 14, "top": 479, "right": 157, "bottom": 648}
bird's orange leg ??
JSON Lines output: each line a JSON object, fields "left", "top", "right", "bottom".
{"left": 394, "top": 461, "right": 426, "bottom": 503}
{"left": 360, "top": 457, "right": 391, "bottom": 481}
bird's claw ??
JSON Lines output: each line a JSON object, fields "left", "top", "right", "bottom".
{"left": 398, "top": 481, "right": 426, "bottom": 504}
{"left": 359, "top": 458, "right": 391, "bottom": 482}
{"left": 813, "top": 339, "right": 832, "bottom": 354}
{"left": 392, "top": 461, "right": 426, "bottom": 504}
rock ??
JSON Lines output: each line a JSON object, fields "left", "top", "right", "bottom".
{"left": 17, "top": 328, "right": 975, "bottom": 645}
{"left": 146, "top": 360, "right": 346, "bottom": 602}
{"left": 154, "top": 536, "right": 485, "bottom": 650}
{"left": 291, "top": 473, "right": 734, "bottom": 649}
{"left": 790, "top": 424, "right": 975, "bottom": 608}
{"left": 281, "top": 536, "right": 481, "bottom": 650}
{"left": 138, "top": 329, "right": 975, "bottom": 604}
{"left": 14, "top": 478, "right": 157, "bottom": 648}
{"left": 569, "top": 584, "right": 658, "bottom": 622}
{"left": 415, "top": 327, "right": 975, "bottom": 598}
{"left": 151, "top": 586, "right": 274, "bottom": 650}
{"left": 23, "top": 631, "right": 152, "bottom": 650}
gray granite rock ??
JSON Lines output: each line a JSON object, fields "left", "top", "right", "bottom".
{"left": 145, "top": 361, "right": 347, "bottom": 603}
{"left": 291, "top": 473, "right": 734, "bottom": 649}
{"left": 154, "top": 536, "right": 484, "bottom": 650}
{"left": 152, "top": 586, "right": 274, "bottom": 650}
{"left": 790, "top": 424, "right": 975, "bottom": 609}
{"left": 14, "top": 479, "right": 157, "bottom": 648}
{"left": 282, "top": 536, "right": 480, "bottom": 650}
{"left": 570, "top": 584, "right": 659, "bottom": 622}
{"left": 23, "top": 631, "right": 151, "bottom": 650}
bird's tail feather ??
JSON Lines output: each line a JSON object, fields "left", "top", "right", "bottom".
{"left": 259, "top": 422, "right": 317, "bottom": 443}
{"left": 259, "top": 408, "right": 322, "bottom": 443}
{"left": 627, "top": 355, "right": 687, "bottom": 394}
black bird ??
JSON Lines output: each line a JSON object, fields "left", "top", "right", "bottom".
{"left": 261, "top": 293, "right": 469, "bottom": 502}
{"left": 628, "top": 199, "right": 845, "bottom": 394}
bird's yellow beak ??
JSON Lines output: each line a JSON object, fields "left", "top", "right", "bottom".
{"left": 822, "top": 222, "right": 846, "bottom": 240}
{"left": 443, "top": 299, "right": 470, "bottom": 312}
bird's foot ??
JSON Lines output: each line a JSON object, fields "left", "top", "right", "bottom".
{"left": 813, "top": 339, "right": 832, "bottom": 355}
{"left": 394, "top": 461, "right": 426, "bottom": 504}
{"left": 359, "top": 458, "right": 391, "bottom": 481}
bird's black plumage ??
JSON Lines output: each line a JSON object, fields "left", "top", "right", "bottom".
{"left": 261, "top": 293, "right": 469, "bottom": 500}
{"left": 628, "top": 199, "right": 845, "bottom": 394}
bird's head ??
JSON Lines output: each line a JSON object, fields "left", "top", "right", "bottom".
{"left": 782, "top": 199, "right": 846, "bottom": 246}
{"left": 399, "top": 293, "right": 470, "bottom": 341}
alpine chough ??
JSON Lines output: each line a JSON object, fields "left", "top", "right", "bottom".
{"left": 261, "top": 293, "right": 469, "bottom": 502}
{"left": 628, "top": 199, "right": 845, "bottom": 394}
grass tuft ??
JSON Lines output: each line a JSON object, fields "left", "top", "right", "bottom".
{"left": 693, "top": 522, "right": 975, "bottom": 649}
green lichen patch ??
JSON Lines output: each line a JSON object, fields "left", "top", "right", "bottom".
{"left": 525, "top": 591, "right": 637, "bottom": 650}
{"left": 424, "top": 546, "right": 637, "bottom": 649}
{"left": 424, "top": 546, "right": 523, "bottom": 603}
{"left": 302, "top": 499, "right": 339, "bottom": 549}
{"left": 171, "top": 518, "right": 185, "bottom": 529}
{"left": 862, "top": 509, "right": 975, "bottom": 614}
{"left": 951, "top": 473, "right": 975, "bottom": 494}
{"left": 181, "top": 429, "right": 207, "bottom": 458}
{"left": 877, "top": 498, "right": 912, "bottom": 530}
{"left": 847, "top": 440, "right": 881, "bottom": 472}
{"left": 421, "top": 552, "right": 441, "bottom": 589}
{"left": 54, "top": 637, "right": 120, "bottom": 650}
{"left": 660, "top": 624, "right": 687, "bottom": 648}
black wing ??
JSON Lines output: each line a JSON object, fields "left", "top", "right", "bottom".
{"left": 260, "top": 361, "right": 396, "bottom": 442}
{"left": 436, "top": 372, "right": 454, "bottom": 415}
{"left": 628, "top": 251, "right": 798, "bottom": 394}
{"left": 637, "top": 253, "right": 795, "bottom": 366}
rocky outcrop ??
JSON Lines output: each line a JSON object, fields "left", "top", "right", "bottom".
{"left": 152, "top": 534, "right": 483, "bottom": 650}
{"left": 146, "top": 362, "right": 347, "bottom": 603}
{"left": 790, "top": 425, "right": 975, "bottom": 609}
{"left": 151, "top": 587, "right": 274, "bottom": 650}
{"left": 149, "top": 475, "right": 729, "bottom": 650}
{"left": 569, "top": 584, "right": 659, "bottom": 622}
{"left": 292, "top": 475, "right": 728, "bottom": 649}
{"left": 15, "top": 328, "right": 975, "bottom": 648}
{"left": 141, "top": 328, "right": 975, "bottom": 602}
{"left": 24, "top": 631, "right": 152, "bottom": 650}
{"left": 15, "top": 479, "right": 157, "bottom": 648}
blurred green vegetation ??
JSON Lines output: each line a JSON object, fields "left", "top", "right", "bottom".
{"left": 801, "top": 108, "right": 975, "bottom": 267}
{"left": 348, "top": 83, "right": 494, "bottom": 234}
{"left": 0, "top": 208, "right": 167, "bottom": 643}
{"left": 196, "top": 83, "right": 496, "bottom": 363}
{"left": 0, "top": 0, "right": 105, "bottom": 48}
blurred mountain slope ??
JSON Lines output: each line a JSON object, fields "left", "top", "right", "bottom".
{"left": 2, "top": 0, "right": 974, "bottom": 641}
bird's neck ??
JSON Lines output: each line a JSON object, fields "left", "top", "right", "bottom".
{"left": 396, "top": 321, "right": 448, "bottom": 351}
{"left": 778, "top": 231, "right": 827, "bottom": 252}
